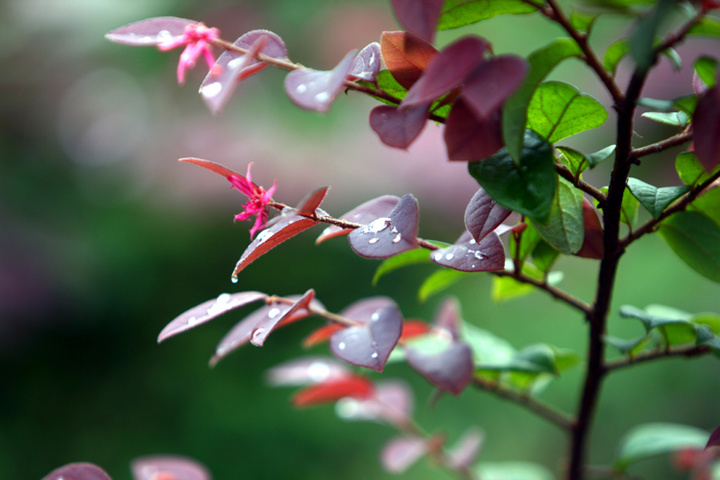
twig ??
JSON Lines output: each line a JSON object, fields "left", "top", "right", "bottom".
{"left": 630, "top": 131, "right": 693, "bottom": 160}
{"left": 604, "top": 345, "right": 711, "bottom": 372}
{"left": 493, "top": 270, "right": 592, "bottom": 316}
{"left": 556, "top": 164, "right": 607, "bottom": 205}
{"left": 473, "top": 377, "right": 575, "bottom": 431}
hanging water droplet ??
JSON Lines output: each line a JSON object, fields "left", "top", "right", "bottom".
{"left": 267, "top": 307, "right": 281, "bottom": 319}
{"left": 392, "top": 233, "right": 402, "bottom": 243}
{"left": 368, "top": 237, "right": 379, "bottom": 244}
{"left": 445, "top": 253, "right": 455, "bottom": 261}
{"left": 201, "top": 82, "right": 222, "bottom": 98}
{"left": 315, "top": 92, "right": 330, "bottom": 102}
{"left": 338, "top": 341, "right": 346, "bottom": 350}
{"left": 231, "top": 275, "right": 239, "bottom": 284}
{"left": 296, "top": 84, "right": 307, "bottom": 94}
{"left": 251, "top": 327, "right": 265, "bottom": 345}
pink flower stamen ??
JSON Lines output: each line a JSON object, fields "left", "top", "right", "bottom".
{"left": 228, "top": 163, "right": 277, "bottom": 239}
{"left": 158, "top": 23, "right": 220, "bottom": 84}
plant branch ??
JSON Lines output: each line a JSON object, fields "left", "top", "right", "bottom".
{"left": 630, "top": 131, "right": 693, "bottom": 160}
{"left": 604, "top": 345, "right": 711, "bottom": 372}
{"left": 556, "top": 164, "right": 607, "bottom": 205}
{"left": 473, "top": 377, "right": 574, "bottom": 431}
{"left": 493, "top": 270, "right": 592, "bottom": 315}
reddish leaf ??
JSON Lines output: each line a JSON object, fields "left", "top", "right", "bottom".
{"left": 330, "top": 304, "right": 404, "bottom": 371}
{"left": 431, "top": 231, "right": 505, "bottom": 272}
{"left": 391, "top": 0, "right": 444, "bottom": 43}
{"left": 462, "top": 55, "right": 528, "bottom": 118}
{"left": 444, "top": 99, "right": 504, "bottom": 161}
{"left": 381, "top": 436, "right": 428, "bottom": 473}
{"left": 251, "top": 289, "right": 316, "bottom": 346}
{"left": 401, "top": 320, "right": 431, "bottom": 340}
{"left": 406, "top": 342, "right": 474, "bottom": 395}
{"left": 231, "top": 214, "right": 317, "bottom": 278}
{"left": 433, "top": 297, "right": 462, "bottom": 340}
{"left": 105, "top": 17, "right": 195, "bottom": 46}
{"left": 42, "top": 463, "right": 111, "bottom": 480}
{"left": 131, "top": 456, "right": 211, "bottom": 480}
{"left": 200, "top": 30, "right": 288, "bottom": 114}
{"left": 448, "top": 428, "right": 484, "bottom": 469}
{"left": 575, "top": 198, "right": 604, "bottom": 259}
{"left": 337, "top": 380, "right": 414, "bottom": 426}
{"left": 266, "top": 356, "right": 351, "bottom": 386}
{"left": 349, "top": 42, "right": 382, "bottom": 82}
{"left": 693, "top": 84, "right": 720, "bottom": 171}
{"left": 464, "top": 187, "right": 512, "bottom": 243}
{"left": 284, "top": 50, "right": 357, "bottom": 112}
{"left": 303, "top": 323, "right": 344, "bottom": 347}
{"left": 158, "top": 291, "right": 267, "bottom": 343}
{"left": 348, "top": 194, "right": 419, "bottom": 258}
{"left": 316, "top": 195, "right": 400, "bottom": 244}
{"left": 402, "top": 36, "right": 489, "bottom": 107}
{"left": 381, "top": 31, "right": 438, "bottom": 90}
{"left": 292, "top": 376, "right": 375, "bottom": 407}
{"left": 179, "top": 157, "right": 240, "bottom": 178}
{"left": 295, "top": 186, "right": 330, "bottom": 217}
{"left": 341, "top": 296, "right": 399, "bottom": 321}
{"left": 706, "top": 424, "right": 720, "bottom": 449}
{"left": 369, "top": 103, "right": 430, "bottom": 149}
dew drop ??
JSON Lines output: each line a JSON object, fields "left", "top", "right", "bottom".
{"left": 392, "top": 233, "right": 402, "bottom": 243}
{"left": 157, "top": 30, "right": 172, "bottom": 41}
{"left": 369, "top": 52, "right": 376, "bottom": 65}
{"left": 469, "top": 239, "right": 477, "bottom": 245}
{"left": 338, "top": 341, "right": 346, "bottom": 350}
{"left": 256, "top": 230, "right": 273, "bottom": 243}
{"left": 445, "top": 253, "right": 455, "bottom": 261}
{"left": 365, "top": 217, "right": 391, "bottom": 233}
{"left": 471, "top": 264, "right": 476, "bottom": 269}
{"left": 315, "top": 92, "right": 330, "bottom": 102}
{"left": 231, "top": 275, "right": 239, "bottom": 284}
{"left": 228, "top": 56, "right": 246, "bottom": 69}
{"left": 370, "top": 311, "right": 380, "bottom": 322}
{"left": 368, "top": 237, "right": 379, "bottom": 244}
{"left": 267, "top": 307, "right": 281, "bottom": 319}
{"left": 371, "top": 352, "right": 378, "bottom": 359}
{"left": 206, "top": 293, "right": 232, "bottom": 316}
{"left": 251, "top": 327, "right": 265, "bottom": 345}
{"left": 474, "top": 251, "right": 486, "bottom": 260}
{"left": 187, "top": 316, "right": 199, "bottom": 326}
{"left": 433, "top": 252, "right": 443, "bottom": 261}
{"left": 201, "top": 82, "right": 222, "bottom": 98}
{"left": 296, "top": 84, "right": 307, "bottom": 94}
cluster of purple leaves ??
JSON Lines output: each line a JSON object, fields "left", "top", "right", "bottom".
{"left": 43, "top": 456, "right": 210, "bottom": 480}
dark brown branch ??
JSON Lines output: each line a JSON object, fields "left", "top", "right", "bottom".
{"left": 493, "top": 270, "right": 592, "bottom": 315}
{"left": 630, "top": 131, "right": 693, "bottom": 160}
{"left": 604, "top": 345, "right": 711, "bottom": 372}
{"left": 556, "top": 164, "right": 607, "bottom": 205}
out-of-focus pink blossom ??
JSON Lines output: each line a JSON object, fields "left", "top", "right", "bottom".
{"left": 228, "top": 163, "right": 277, "bottom": 239}
{"left": 158, "top": 23, "right": 220, "bottom": 84}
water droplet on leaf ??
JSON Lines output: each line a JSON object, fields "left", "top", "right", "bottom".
{"left": 201, "top": 82, "right": 222, "bottom": 98}
{"left": 368, "top": 237, "right": 379, "bottom": 244}
{"left": 392, "top": 233, "right": 402, "bottom": 243}
{"left": 445, "top": 253, "right": 455, "bottom": 260}
{"left": 267, "top": 307, "right": 281, "bottom": 319}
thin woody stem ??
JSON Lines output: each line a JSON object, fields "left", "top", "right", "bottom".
{"left": 630, "top": 131, "right": 693, "bottom": 160}
{"left": 556, "top": 164, "right": 607, "bottom": 205}
{"left": 604, "top": 345, "right": 710, "bottom": 372}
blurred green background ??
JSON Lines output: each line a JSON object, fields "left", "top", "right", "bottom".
{"left": 1, "top": 0, "right": 719, "bottom": 479}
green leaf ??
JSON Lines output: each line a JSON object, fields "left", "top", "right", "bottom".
{"left": 531, "top": 239, "right": 560, "bottom": 272}
{"left": 503, "top": 39, "right": 582, "bottom": 162}
{"left": 604, "top": 334, "right": 652, "bottom": 355}
{"left": 626, "top": 177, "right": 690, "bottom": 219}
{"left": 530, "top": 177, "right": 585, "bottom": 254}
{"left": 641, "top": 111, "right": 689, "bottom": 127}
{"left": 629, "top": 0, "right": 675, "bottom": 73}
{"left": 695, "top": 325, "right": 720, "bottom": 350}
{"left": 676, "top": 152, "right": 710, "bottom": 186}
{"left": 527, "top": 81, "right": 608, "bottom": 143}
{"left": 474, "top": 462, "right": 554, "bottom": 480}
{"left": 418, "top": 269, "right": 469, "bottom": 302}
{"left": 690, "top": 187, "right": 720, "bottom": 226}
{"left": 637, "top": 97, "right": 675, "bottom": 111}
{"left": 659, "top": 211, "right": 720, "bottom": 282}
{"left": 551, "top": 346, "right": 581, "bottom": 372}
{"left": 374, "top": 70, "right": 408, "bottom": 104}
{"left": 569, "top": 10, "right": 598, "bottom": 34}
{"left": 603, "top": 39, "right": 630, "bottom": 76}
{"left": 557, "top": 147, "right": 589, "bottom": 176}
{"left": 620, "top": 304, "right": 703, "bottom": 346}
{"left": 688, "top": 16, "right": 720, "bottom": 39}
{"left": 437, "top": 0, "right": 538, "bottom": 30}
{"left": 508, "top": 344, "right": 558, "bottom": 374}
{"left": 691, "top": 313, "right": 720, "bottom": 335}
{"left": 492, "top": 276, "right": 536, "bottom": 302}
{"left": 695, "top": 56, "right": 719, "bottom": 90}
{"left": 468, "top": 130, "right": 556, "bottom": 220}
{"left": 620, "top": 186, "right": 640, "bottom": 227}
{"left": 615, "top": 423, "right": 709, "bottom": 471}
{"left": 463, "top": 323, "right": 515, "bottom": 366}
{"left": 509, "top": 223, "right": 541, "bottom": 263}
{"left": 587, "top": 145, "right": 616, "bottom": 168}
{"left": 373, "top": 247, "right": 435, "bottom": 285}
{"left": 674, "top": 94, "right": 699, "bottom": 116}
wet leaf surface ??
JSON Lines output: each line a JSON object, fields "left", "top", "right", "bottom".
{"left": 284, "top": 50, "right": 357, "bottom": 112}
{"left": 349, "top": 42, "right": 382, "bottom": 82}
{"left": 348, "top": 194, "right": 419, "bottom": 258}
{"left": 131, "top": 456, "right": 211, "bottom": 480}
{"left": 431, "top": 231, "right": 505, "bottom": 272}
{"left": 316, "top": 195, "right": 399, "bottom": 244}
{"left": 105, "top": 17, "right": 195, "bottom": 46}
{"left": 464, "top": 188, "right": 512, "bottom": 243}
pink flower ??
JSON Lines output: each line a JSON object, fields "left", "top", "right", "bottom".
{"left": 158, "top": 23, "right": 220, "bottom": 84}
{"left": 228, "top": 163, "right": 277, "bottom": 239}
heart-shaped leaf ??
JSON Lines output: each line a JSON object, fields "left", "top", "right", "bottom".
{"left": 349, "top": 42, "right": 382, "bottom": 82}
{"left": 369, "top": 103, "right": 429, "bottom": 149}
{"left": 658, "top": 211, "right": 720, "bottom": 282}
{"left": 444, "top": 99, "right": 504, "bottom": 161}
{"left": 401, "top": 36, "right": 489, "bottom": 107}
{"left": 448, "top": 428, "right": 484, "bottom": 470}
{"left": 615, "top": 423, "right": 709, "bottom": 471}
{"left": 330, "top": 304, "right": 404, "bottom": 371}
{"left": 692, "top": 84, "right": 720, "bottom": 171}
{"left": 464, "top": 188, "right": 512, "bottom": 243}
{"left": 284, "top": 50, "right": 357, "bottom": 112}
{"left": 381, "top": 31, "right": 438, "bottom": 90}
{"left": 391, "top": 0, "right": 444, "bottom": 43}
{"left": 295, "top": 186, "right": 330, "bottom": 217}
{"left": 105, "top": 17, "right": 195, "bottom": 46}
{"left": 340, "top": 296, "right": 399, "bottom": 322}
{"left": 42, "top": 463, "right": 112, "bottom": 480}
{"left": 462, "top": 55, "right": 528, "bottom": 118}
{"left": 250, "top": 289, "right": 316, "bottom": 346}
{"left": 316, "top": 195, "right": 400, "bottom": 244}
{"left": 381, "top": 436, "right": 429, "bottom": 473}
{"left": 437, "top": 0, "right": 537, "bottom": 30}
{"left": 131, "top": 456, "right": 211, "bottom": 480}
{"left": 627, "top": 177, "right": 690, "bottom": 219}
{"left": 266, "top": 356, "right": 351, "bottom": 386}
{"left": 530, "top": 177, "right": 585, "bottom": 255}
{"left": 292, "top": 376, "right": 375, "bottom": 407}
{"left": 200, "top": 30, "right": 288, "bottom": 114}
{"left": 348, "top": 194, "right": 419, "bottom": 258}
{"left": 158, "top": 291, "right": 267, "bottom": 342}
{"left": 431, "top": 231, "right": 505, "bottom": 272}
{"left": 406, "top": 341, "right": 474, "bottom": 395}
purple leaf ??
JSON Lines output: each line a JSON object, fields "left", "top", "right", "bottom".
{"left": 464, "top": 187, "right": 512, "bottom": 243}
{"left": 448, "top": 428, "right": 484, "bottom": 469}
{"left": 706, "top": 424, "right": 720, "bottom": 449}
{"left": 42, "top": 463, "right": 112, "bottom": 480}
{"left": 348, "top": 194, "right": 419, "bottom": 258}
{"left": 266, "top": 356, "right": 351, "bottom": 386}
{"left": 295, "top": 186, "right": 330, "bottom": 217}
{"left": 369, "top": 103, "right": 430, "bottom": 149}
{"left": 340, "top": 296, "right": 399, "bottom": 322}
{"left": 402, "top": 36, "right": 489, "bottom": 107}
{"left": 444, "top": 99, "right": 504, "bottom": 161}
{"left": 316, "top": 195, "right": 400, "bottom": 244}
{"left": 406, "top": 342, "right": 474, "bottom": 395}
{"left": 105, "top": 17, "right": 195, "bottom": 46}
{"left": 131, "top": 456, "right": 211, "bottom": 480}
{"left": 462, "top": 55, "right": 528, "bottom": 118}
{"left": 336, "top": 380, "right": 414, "bottom": 426}
{"left": 433, "top": 296, "right": 462, "bottom": 340}
{"left": 693, "top": 84, "right": 720, "bottom": 171}
{"left": 284, "top": 50, "right": 357, "bottom": 112}
{"left": 330, "top": 304, "right": 403, "bottom": 372}
{"left": 431, "top": 231, "right": 505, "bottom": 272}
{"left": 250, "top": 289, "right": 315, "bottom": 346}
{"left": 158, "top": 291, "right": 267, "bottom": 342}
{"left": 391, "top": 0, "right": 444, "bottom": 43}
{"left": 381, "top": 435, "right": 428, "bottom": 473}
{"left": 231, "top": 214, "right": 317, "bottom": 278}
{"left": 349, "top": 42, "right": 382, "bottom": 82}
{"left": 200, "top": 30, "right": 288, "bottom": 114}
